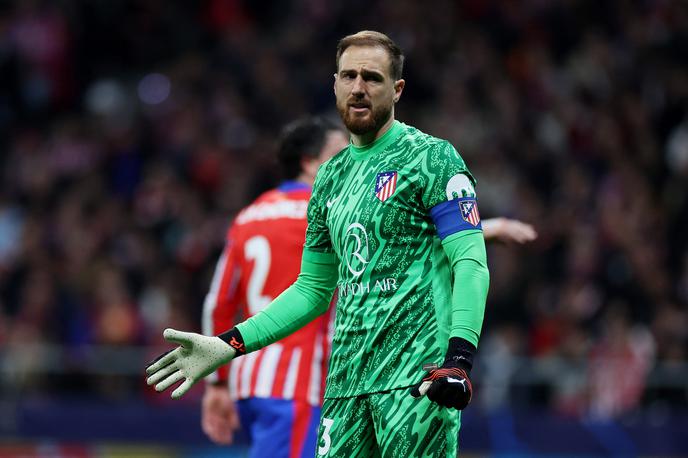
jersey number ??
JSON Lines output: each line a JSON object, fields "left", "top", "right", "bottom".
{"left": 318, "top": 417, "right": 334, "bottom": 455}
{"left": 244, "top": 236, "right": 272, "bottom": 315}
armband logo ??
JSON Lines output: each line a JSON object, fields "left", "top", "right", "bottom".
{"left": 459, "top": 199, "right": 481, "bottom": 227}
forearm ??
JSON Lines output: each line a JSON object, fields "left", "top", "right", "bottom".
{"left": 442, "top": 230, "right": 490, "bottom": 348}
{"left": 410, "top": 231, "right": 487, "bottom": 410}
{"left": 236, "top": 284, "right": 329, "bottom": 352}
{"left": 235, "top": 249, "right": 338, "bottom": 352}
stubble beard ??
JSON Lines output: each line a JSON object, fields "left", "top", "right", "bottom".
{"left": 337, "top": 99, "right": 393, "bottom": 136}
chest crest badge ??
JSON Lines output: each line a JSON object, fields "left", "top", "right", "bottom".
{"left": 374, "top": 171, "right": 398, "bottom": 202}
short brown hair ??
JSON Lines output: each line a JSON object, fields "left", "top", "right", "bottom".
{"left": 336, "top": 30, "right": 404, "bottom": 80}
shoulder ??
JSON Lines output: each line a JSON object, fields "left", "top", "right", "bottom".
{"left": 249, "top": 188, "right": 282, "bottom": 205}
{"left": 232, "top": 189, "right": 277, "bottom": 227}
{"left": 396, "top": 123, "right": 460, "bottom": 158}
{"left": 234, "top": 187, "right": 309, "bottom": 226}
{"left": 249, "top": 186, "right": 311, "bottom": 203}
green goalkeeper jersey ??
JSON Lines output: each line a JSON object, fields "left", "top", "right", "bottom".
{"left": 305, "top": 120, "right": 480, "bottom": 399}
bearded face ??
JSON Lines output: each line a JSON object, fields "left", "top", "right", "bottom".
{"left": 334, "top": 45, "right": 403, "bottom": 141}
{"left": 336, "top": 92, "right": 393, "bottom": 136}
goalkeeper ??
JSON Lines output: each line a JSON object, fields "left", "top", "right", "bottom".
{"left": 148, "top": 30, "right": 492, "bottom": 456}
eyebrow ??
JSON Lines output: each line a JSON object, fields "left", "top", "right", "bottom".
{"left": 339, "top": 68, "right": 386, "bottom": 80}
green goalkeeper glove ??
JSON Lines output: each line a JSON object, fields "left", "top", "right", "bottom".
{"left": 145, "top": 328, "right": 243, "bottom": 399}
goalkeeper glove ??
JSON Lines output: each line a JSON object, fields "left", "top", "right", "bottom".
{"left": 145, "top": 328, "right": 245, "bottom": 399}
{"left": 410, "top": 337, "right": 475, "bottom": 410}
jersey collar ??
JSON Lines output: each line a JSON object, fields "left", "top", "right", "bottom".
{"left": 349, "top": 120, "right": 404, "bottom": 161}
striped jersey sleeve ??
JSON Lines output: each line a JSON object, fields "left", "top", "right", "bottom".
{"left": 203, "top": 185, "right": 333, "bottom": 406}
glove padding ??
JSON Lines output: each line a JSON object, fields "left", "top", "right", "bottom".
{"left": 146, "top": 328, "right": 236, "bottom": 399}
{"left": 410, "top": 362, "right": 473, "bottom": 410}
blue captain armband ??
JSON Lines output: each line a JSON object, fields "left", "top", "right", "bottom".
{"left": 430, "top": 197, "right": 482, "bottom": 240}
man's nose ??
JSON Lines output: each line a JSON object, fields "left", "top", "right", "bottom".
{"left": 351, "top": 75, "right": 366, "bottom": 96}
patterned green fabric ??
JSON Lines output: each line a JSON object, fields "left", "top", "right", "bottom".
{"left": 305, "top": 121, "right": 479, "bottom": 399}
{"left": 316, "top": 388, "right": 460, "bottom": 457}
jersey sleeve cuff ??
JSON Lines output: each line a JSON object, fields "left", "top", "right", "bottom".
{"left": 444, "top": 337, "right": 476, "bottom": 373}
{"left": 301, "top": 248, "right": 338, "bottom": 265}
{"left": 218, "top": 327, "right": 247, "bottom": 355}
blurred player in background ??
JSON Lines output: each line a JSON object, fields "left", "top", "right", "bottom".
{"left": 201, "top": 117, "right": 348, "bottom": 458}
{"left": 148, "top": 30, "right": 537, "bottom": 456}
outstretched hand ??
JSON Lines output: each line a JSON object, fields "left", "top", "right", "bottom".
{"left": 482, "top": 217, "right": 537, "bottom": 244}
{"left": 146, "top": 328, "right": 236, "bottom": 399}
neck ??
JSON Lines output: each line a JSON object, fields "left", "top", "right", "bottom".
{"left": 351, "top": 115, "right": 395, "bottom": 147}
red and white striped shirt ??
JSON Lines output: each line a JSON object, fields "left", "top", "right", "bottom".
{"left": 202, "top": 182, "right": 333, "bottom": 406}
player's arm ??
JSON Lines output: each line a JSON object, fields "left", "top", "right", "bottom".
{"left": 230, "top": 249, "right": 338, "bottom": 351}
{"left": 411, "top": 143, "right": 489, "bottom": 409}
{"left": 482, "top": 217, "right": 537, "bottom": 244}
{"left": 443, "top": 230, "right": 489, "bottom": 347}
{"left": 145, "top": 249, "right": 338, "bottom": 399}
{"left": 235, "top": 161, "right": 339, "bottom": 352}
{"left": 146, "top": 163, "right": 337, "bottom": 399}
{"left": 411, "top": 229, "right": 489, "bottom": 410}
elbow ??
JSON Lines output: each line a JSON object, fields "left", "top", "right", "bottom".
{"left": 470, "top": 262, "right": 490, "bottom": 291}
{"left": 292, "top": 280, "right": 334, "bottom": 316}
{"left": 451, "top": 255, "right": 488, "bottom": 272}
{"left": 481, "top": 265, "right": 490, "bottom": 294}
{"left": 313, "top": 297, "right": 331, "bottom": 316}
{"left": 309, "top": 286, "right": 335, "bottom": 315}
{"left": 480, "top": 262, "right": 490, "bottom": 281}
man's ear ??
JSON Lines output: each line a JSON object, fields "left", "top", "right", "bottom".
{"left": 393, "top": 79, "right": 405, "bottom": 103}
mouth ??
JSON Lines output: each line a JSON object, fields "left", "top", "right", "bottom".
{"left": 348, "top": 102, "right": 371, "bottom": 114}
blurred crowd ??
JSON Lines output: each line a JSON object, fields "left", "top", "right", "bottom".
{"left": 0, "top": 0, "right": 686, "bottom": 419}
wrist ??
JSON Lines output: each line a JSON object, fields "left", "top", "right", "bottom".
{"left": 444, "top": 337, "right": 476, "bottom": 374}
{"left": 218, "top": 328, "right": 247, "bottom": 355}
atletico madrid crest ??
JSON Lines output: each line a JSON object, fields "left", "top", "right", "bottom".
{"left": 375, "top": 171, "right": 398, "bottom": 202}
{"left": 459, "top": 199, "right": 481, "bottom": 226}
